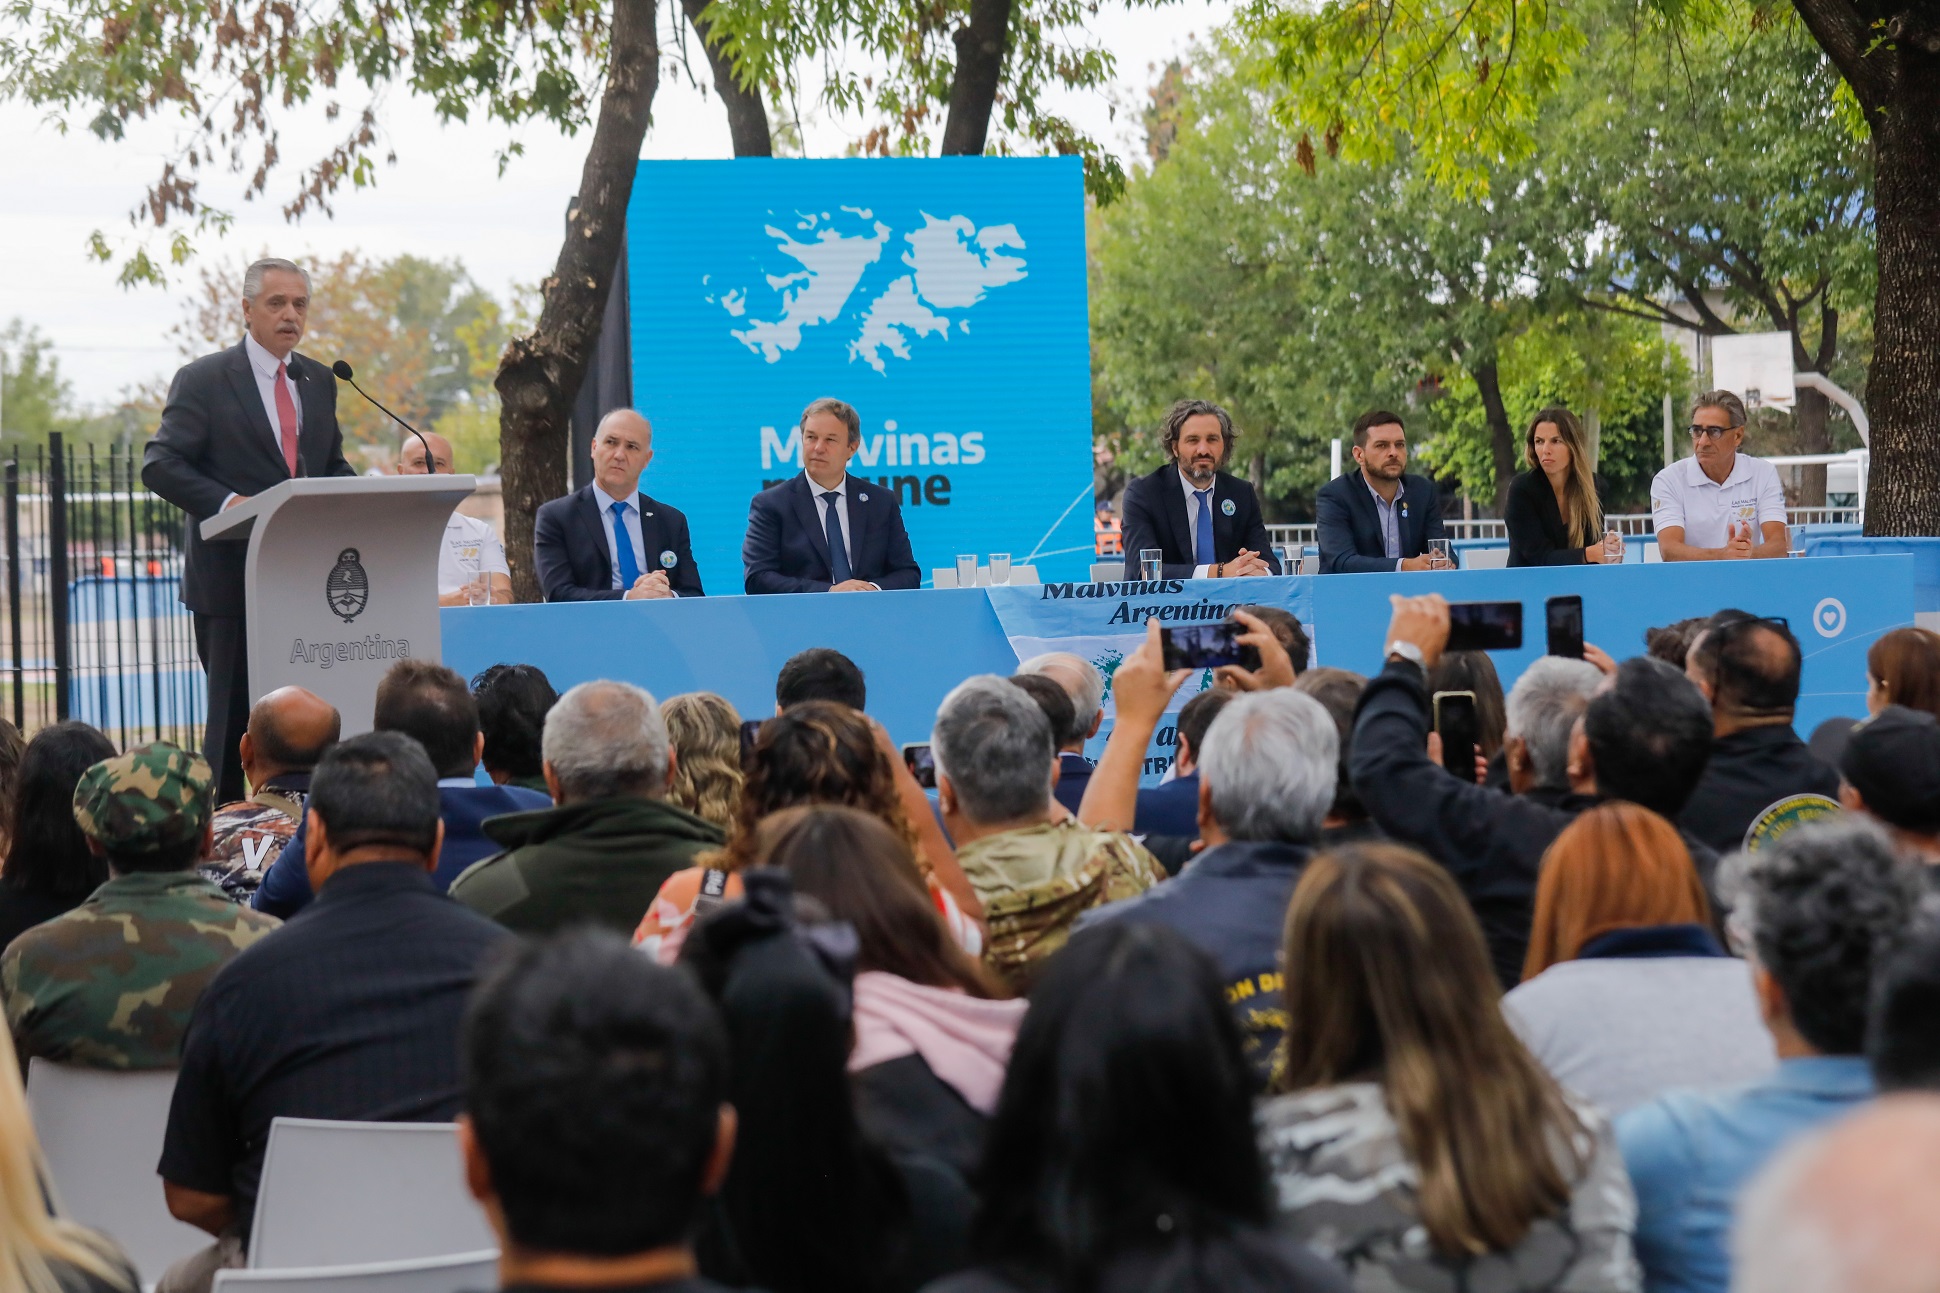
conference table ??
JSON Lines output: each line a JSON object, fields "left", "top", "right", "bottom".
{"left": 442, "top": 555, "right": 1915, "bottom": 758}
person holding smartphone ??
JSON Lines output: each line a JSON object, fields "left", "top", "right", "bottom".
{"left": 1504, "top": 407, "right": 1623, "bottom": 567}
{"left": 1650, "top": 390, "right": 1789, "bottom": 562}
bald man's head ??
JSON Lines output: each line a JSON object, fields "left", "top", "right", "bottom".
{"left": 398, "top": 432, "right": 455, "bottom": 475}
{"left": 591, "top": 409, "right": 654, "bottom": 498}
{"left": 1690, "top": 615, "right": 1803, "bottom": 722}
{"left": 241, "top": 686, "right": 341, "bottom": 783}
{"left": 1736, "top": 1095, "right": 1940, "bottom": 1293}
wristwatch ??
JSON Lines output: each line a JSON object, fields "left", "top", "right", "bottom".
{"left": 1386, "top": 640, "right": 1426, "bottom": 668}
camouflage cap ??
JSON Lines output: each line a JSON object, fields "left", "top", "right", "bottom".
{"left": 72, "top": 742, "right": 214, "bottom": 852}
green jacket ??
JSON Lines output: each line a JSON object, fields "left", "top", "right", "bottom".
{"left": 449, "top": 795, "right": 725, "bottom": 936}
{"left": 1, "top": 871, "right": 281, "bottom": 1070}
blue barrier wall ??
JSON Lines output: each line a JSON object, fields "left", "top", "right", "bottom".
{"left": 442, "top": 555, "right": 1913, "bottom": 746}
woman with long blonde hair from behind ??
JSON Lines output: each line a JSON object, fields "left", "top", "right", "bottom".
{"left": 0, "top": 1026, "right": 136, "bottom": 1293}
{"left": 1257, "top": 842, "right": 1640, "bottom": 1292}
{"left": 658, "top": 692, "right": 745, "bottom": 830}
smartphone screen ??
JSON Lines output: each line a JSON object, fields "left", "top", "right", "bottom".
{"left": 902, "top": 742, "right": 937, "bottom": 789}
{"left": 738, "top": 719, "right": 765, "bottom": 768}
{"left": 1546, "top": 595, "right": 1585, "bottom": 658}
{"left": 1433, "top": 690, "right": 1480, "bottom": 783}
{"left": 1446, "top": 601, "right": 1524, "bottom": 653}
{"left": 1160, "top": 622, "right": 1262, "bottom": 671}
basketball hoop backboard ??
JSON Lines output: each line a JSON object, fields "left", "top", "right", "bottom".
{"left": 1711, "top": 332, "right": 1796, "bottom": 410}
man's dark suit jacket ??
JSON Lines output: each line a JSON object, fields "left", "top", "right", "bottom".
{"left": 1118, "top": 464, "right": 1279, "bottom": 580}
{"left": 534, "top": 484, "right": 704, "bottom": 600}
{"left": 1314, "top": 469, "right": 1446, "bottom": 575}
{"left": 141, "top": 342, "right": 353, "bottom": 615}
{"left": 742, "top": 473, "right": 920, "bottom": 594}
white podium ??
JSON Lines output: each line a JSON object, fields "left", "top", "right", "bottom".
{"left": 201, "top": 475, "right": 477, "bottom": 735}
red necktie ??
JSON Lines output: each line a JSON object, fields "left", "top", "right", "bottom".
{"left": 274, "top": 362, "right": 299, "bottom": 475}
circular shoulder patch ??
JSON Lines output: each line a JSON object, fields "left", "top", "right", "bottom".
{"left": 659, "top": 549, "right": 678, "bottom": 569}
{"left": 1744, "top": 794, "right": 1843, "bottom": 852}
{"left": 1220, "top": 497, "right": 1237, "bottom": 516}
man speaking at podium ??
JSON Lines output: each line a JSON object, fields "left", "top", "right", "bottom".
{"left": 743, "top": 397, "right": 920, "bottom": 594}
{"left": 142, "top": 258, "right": 353, "bottom": 803}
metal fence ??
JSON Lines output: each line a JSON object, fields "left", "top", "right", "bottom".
{"left": 2, "top": 434, "right": 204, "bottom": 747}
{"left": 1266, "top": 508, "right": 1865, "bottom": 552}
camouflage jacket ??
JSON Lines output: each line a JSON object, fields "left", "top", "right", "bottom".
{"left": 1256, "top": 1082, "right": 1641, "bottom": 1293}
{"left": 200, "top": 780, "right": 307, "bottom": 902}
{"left": 1, "top": 871, "right": 281, "bottom": 1069}
{"left": 956, "top": 820, "right": 1164, "bottom": 994}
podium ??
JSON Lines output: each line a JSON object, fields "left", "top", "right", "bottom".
{"left": 201, "top": 475, "right": 479, "bottom": 735}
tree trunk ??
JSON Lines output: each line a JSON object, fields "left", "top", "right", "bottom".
{"left": 940, "top": 0, "right": 1011, "bottom": 155}
{"left": 1473, "top": 356, "right": 1517, "bottom": 512}
{"left": 681, "top": 0, "right": 772, "bottom": 157}
{"left": 1861, "top": 65, "right": 1940, "bottom": 536}
{"left": 496, "top": 0, "right": 660, "bottom": 602}
{"left": 1794, "top": 387, "right": 1830, "bottom": 506}
{"left": 1250, "top": 449, "right": 1267, "bottom": 499}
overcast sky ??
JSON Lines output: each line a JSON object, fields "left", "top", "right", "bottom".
{"left": 0, "top": 0, "right": 1230, "bottom": 412}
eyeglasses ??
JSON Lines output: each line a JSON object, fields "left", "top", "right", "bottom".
{"left": 1688, "top": 424, "right": 1738, "bottom": 441}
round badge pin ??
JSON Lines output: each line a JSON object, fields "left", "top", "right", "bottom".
{"left": 659, "top": 550, "right": 678, "bottom": 569}
{"left": 858, "top": 492, "right": 869, "bottom": 502}
{"left": 1220, "top": 498, "right": 1236, "bottom": 516}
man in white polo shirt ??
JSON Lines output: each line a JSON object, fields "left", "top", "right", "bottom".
{"left": 1651, "top": 389, "right": 1789, "bottom": 561}
{"left": 397, "top": 431, "right": 512, "bottom": 605}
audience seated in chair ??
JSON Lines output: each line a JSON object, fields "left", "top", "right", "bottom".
{"left": 449, "top": 680, "right": 723, "bottom": 937}
{"left": 468, "top": 664, "right": 558, "bottom": 795}
{"left": 3, "top": 743, "right": 279, "bottom": 1070}
{"left": 201, "top": 687, "right": 338, "bottom": 904}
{"left": 158, "top": 732, "right": 512, "bottom": 1293}
{"left": 0, "top": 723, "right": 117, "bottom": 952}
{"left": 1013, "top": 653, "right": 1104, "bottom": 816}
{"left": 252, "top": 661, "right": 549, "bottom": 917}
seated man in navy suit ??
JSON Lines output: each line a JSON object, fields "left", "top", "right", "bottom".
{"left": 1315, "top": 409, "right": 1449, "bottom": 573}
{"left": 1133, "top": 687, "right": 1235, "bottom": 839}
{"left": 743, "top": 397, "right": 920, "bottom": 594}
{"left": 1119, "top": 400, "right": 1280, "bottom": 580}
{"left": 534, "top": 409, "right": 703, "bottom": 600}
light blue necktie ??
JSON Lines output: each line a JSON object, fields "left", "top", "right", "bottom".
{"left": 822, "top": 492, "right": 853, "bottom": 584}
{"left": 1194, "top": 489, "right": 1216, "bottom": 567}
{"left": 610, "top": 500, "right": 641, "bottom": 588}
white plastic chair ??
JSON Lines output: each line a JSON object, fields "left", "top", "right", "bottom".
{"left": 247, "top": 1120, "right": 493, "bottom": 1270}
{"left": 26, "top": 1059, "right": 211, "bottom": 1286}
{"left": 1463, "top": 547, "right": 1511, "bottom": 570}
{"left": 1090, "top": 561, "right": 1125, "bottom": 582}
{"left": 933, "top": 565, "right": 1044, "bottom": 588}
{"left": 214, "top": 1251, "right": 497, "bottom": 1293}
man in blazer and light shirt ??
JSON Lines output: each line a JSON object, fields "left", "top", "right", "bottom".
{"left": 1314, "top": 409, "right": 1448, "bottom": 574}
{"left": 142, "top": 257, "right": 354, "bottom": 803}
{"left": 1118, "top": 399, "right": 1279, "bottom": 580}
{"left": 533, "top": 409, "right": 703, "bottom": 601}
{"left": 742, "top": 397, "right": 921, "bottom": 594}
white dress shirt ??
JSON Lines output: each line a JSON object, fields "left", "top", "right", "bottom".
{"left": 1176, "top": 468, "right": 1217, "bottom": 579}
{"left": 595, "top": 483, "right": 649, "bottom": 590}
{"left": 807, "top": 471, "right": 878, "bottom": 589}
{"left": 436, "top": 512, "right": 510, "bottom": 597}
{"left": 243, "top": 332, "right": 302, "bottom": 446}
{"left": 1650, "top": 454, "right": 1787, "bottom": 551}
{"left": 1363, "top": 474, "right": 1408, "bottom": 572}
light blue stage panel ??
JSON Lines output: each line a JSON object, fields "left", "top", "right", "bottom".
{"left": 626, "top": 158, "right": 1095, "bottom": 589}
{"left": 442, "top": 556, "right": 1912, "bottom": 749}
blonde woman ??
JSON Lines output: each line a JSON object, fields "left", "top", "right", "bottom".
{"left": 659, "top": 692, "right": 744, "bottom": 831}
{"left": 0, "top": 1027, "right": 137, "bottom": 1293}
{"left": 1505, "top": 407, "right": 1619, "bottom": 567}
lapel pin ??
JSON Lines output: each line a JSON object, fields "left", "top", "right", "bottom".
{"left": 858, "top": 492, "right": 869, "bottom": 502}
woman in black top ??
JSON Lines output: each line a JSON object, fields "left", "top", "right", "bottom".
{"left": 0, "top": 723, "right": 115, "bottom": 950}
{"left": 1504, "top": 407, "right": 1620, "bottom": 567}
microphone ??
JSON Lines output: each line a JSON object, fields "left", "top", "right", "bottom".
{"left": 332, "top": 360, "right": 437, "bottom": 475}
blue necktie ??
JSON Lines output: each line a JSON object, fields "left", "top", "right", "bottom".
{"left": 610, "top": 500, "right": 641, "bottom": 588}
{"left": 822, "top": 491, "right": 853, "bottom": 584}
{"left": 1194, "top": 489, "right": 1216, "bottom": 567}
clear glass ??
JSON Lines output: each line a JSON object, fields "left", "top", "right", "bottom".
{"left": 1139, "top": 548, "right": 1164, "bottom": 582}
{"left": 989, "top": 553, "right": 1012, "bottom": 585}
{"left": 1603, "top": 527, "right": 1624, "bottom": 564}
{"left": 956, "top": 553, "right": 979, "bottom": 588}
{"left": 1427, "top": 539, "right": 1453, "bottom": 570}
{"left": 1277, "top": 543, "right": 1300, "bottom": 574}
{"left": 460, "top": 556, "right": 487, "bottom": 606}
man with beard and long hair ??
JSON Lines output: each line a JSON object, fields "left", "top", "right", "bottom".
{"left": 1118, "top": 400, "right": 1280, "bottom": 581}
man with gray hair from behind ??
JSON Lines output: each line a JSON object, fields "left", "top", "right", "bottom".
{"left": 1733, "top": 1095, "right": 1940, "bottom": 1293}
{"left": 1016, "top": 651, "right": 1107, "bottom": 814}
{"left": 449, "top": 679, "right": 724, "bottom": 937}
{"left": 935, "top": 674, "right": 1163, "bottom": 993}
{"left": 1080, "top": 686, "right": 1338, "bottom": 1088}
{"left": 1503, "top": 655, "right": 1603, "bottom": 802}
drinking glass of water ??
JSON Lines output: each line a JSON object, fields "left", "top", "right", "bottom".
{"left": 956, "top": 553, "right": 979, "bottom": 588}
{"left": 1139, "top": 548, "right": 1163, "bottom": 582}
{"left": 1427, "top": 539, "right": 1453, "bottom": 570}
{"left": 1277, "top": 543, "right": 1300, "bottom": 574}
{"left": 1603, "top": 527, "right": 1624, "bottom": 563}
{"left": 461, "top": 555, "right": 488, "bottom": 606}
{"left": 989, "top": 553, "right": 1012, "bottom": 586}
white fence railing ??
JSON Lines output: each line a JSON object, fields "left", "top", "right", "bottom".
{"left": 1266, "top": 508, "right": 1862, "bottom": 552}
